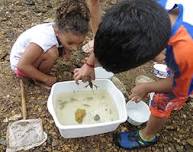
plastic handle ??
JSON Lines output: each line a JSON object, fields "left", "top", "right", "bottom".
{"left": 20, "top": 79, "right": 27, "bottom": 119}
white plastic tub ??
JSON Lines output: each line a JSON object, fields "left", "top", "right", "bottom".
{"left": 47, "top": 79, "right": 127, "bottom": 138}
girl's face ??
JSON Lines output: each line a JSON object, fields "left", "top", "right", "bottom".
{"left": 153, "top": 49, "right": 166, "bottom": 63}
{"left": 57, "top": 31, "right": 85, "bottom": 59}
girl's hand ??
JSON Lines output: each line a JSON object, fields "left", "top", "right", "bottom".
{"left": 73, "top": 63, "right": 95, "bottom": 83}
{"left": 129, "top": 84, "right": 149, "bottom": 102}
{"left": 43, "top": 76, "right": 57, "bottom": 86}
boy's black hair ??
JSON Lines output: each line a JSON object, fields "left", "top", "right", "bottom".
{"left": 55, "top": 0, "right": 90, "bottom": 35}
{"left": 94, "top": 0, "right": 171, "bottom": 73}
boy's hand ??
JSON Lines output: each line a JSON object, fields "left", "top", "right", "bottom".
{"left": 129, "top": 84, "right": 149, "bottom": 102}
{"left": 73, "top": 63, "right": 95, "bottom": 83}
{"left": 43, "top": 76, "right": 57, "bottom": 86}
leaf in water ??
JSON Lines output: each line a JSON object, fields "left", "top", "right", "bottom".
{"left": 70, "top": 98, "right": 77, "bottom": 102}
{"left": 59, "top": 101, "right": 68, "bottom": 109}
{"left": 86, "top": 97, "right": 93, "bottom": 101}
{"left": 83, "top": 104, "right": 90, "bottom": 107}
{"left": 75, "top": 108, "right": 86, "bottom": 124}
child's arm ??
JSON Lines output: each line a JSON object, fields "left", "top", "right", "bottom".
{"left": 17, "top": 43, "right": 56, "bottom": 86}
{"left": 86, "top": 0, "right": 101, "bottom": 34}
{"left": 73, "top": 52, "right": 96, "bottom": 82}
{"left": 129, "top": 77, "right": 173, "bottom": 102}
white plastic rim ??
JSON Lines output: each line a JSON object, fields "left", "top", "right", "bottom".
{"left": 95, "top": 67, "right": 114, "bottom": 79}
{"left": 126, "top": 101, "right": 150, "bottom": 126}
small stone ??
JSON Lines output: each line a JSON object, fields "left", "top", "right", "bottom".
{"left": 37, "top": 13, "right": 42, "bottom": 16}
{"left": 43, "top": 18, "right": 54, "bottom": 23}
{"left": 166, "top": 125, "right": 176, "bottom": 131}
{"left": 183, "top": 114, "right": 187, "bottom": 118}
{"left": 3, "top": 117, "right": 8, "bottom": 123}
{"left": 187, "top": 138, "right": 193, "bottom": 146}
{"left": 175, "top": 145, "right": 184, "bottom": 152}
{"left": 52, "top": 139, "right": 58, "bottom": 147}
{"left": 25, "top": 0, "right": 35, "bottom": 5}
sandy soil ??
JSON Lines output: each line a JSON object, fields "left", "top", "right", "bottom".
{"left": 0, "top": 0, "right": 193, "bottom": 152}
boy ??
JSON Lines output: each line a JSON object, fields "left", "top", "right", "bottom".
{"left": 74, "top": 0, "right": 193, "bottom": 150}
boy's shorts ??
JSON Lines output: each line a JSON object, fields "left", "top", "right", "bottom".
{"left": 150, "top": 93, "right": 188, "bottom": 118}
{"left": 15, "top": 68, "right": 28, "bottom": 78}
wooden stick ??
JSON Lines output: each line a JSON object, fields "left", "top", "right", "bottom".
{"left": 20, "top": 79, "right": 27, "bottom": 119}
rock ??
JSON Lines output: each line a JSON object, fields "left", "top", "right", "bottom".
{"left": 0, "top": 138, "right": 6, "bottom": 146}
{"left": 183, "top": 114, "right": 187, "bottom": 118}
{"left": 175, "top": 145, "right": 184, "bottom": 152}
{"left": 25, "top": 0, "right": 35, "bottom": 5}
{"left": 52, "top": 139, "right": 58, "bottom": 147}
{"left": 166, "top": 125, "right": 176, "bottom": 131}
{"left": 189, "top": 102, "right": 193, "bottom": 108}
{"left": 43, "top": 18, "right": 54, "bottom": 23}
{"left": 3, "top": 113, "right": 22, "bottom": 122}
{"left": 187, "top": 138, "right": 193, "bottom": 146}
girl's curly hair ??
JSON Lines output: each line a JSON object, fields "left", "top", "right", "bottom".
{"left": 55, "top": 0, "right": 90, "bottom": 35}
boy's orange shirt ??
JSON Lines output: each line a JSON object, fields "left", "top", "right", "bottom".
{"left": 158, "top": 0, "right": 193, "bottom": 97}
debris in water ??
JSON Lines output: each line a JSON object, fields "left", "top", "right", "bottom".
{"left": 83, "top": 104, "right": 90, "bottom": 107}
{"left": 94, "top": 114, "right": 100, "bottom": 121}
{"left": 75, "top": 108, "right": 86, "bottom": 124}
{"left": 86, "top": 97, "right": 93, "bottom": 101}
{"left": 59, "top": 101, "right": 68, "bottom": 109}
{"left": 70, "top": 98, "right": 77, "bottom": 102}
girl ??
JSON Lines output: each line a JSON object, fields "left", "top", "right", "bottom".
{"left": 10, "top": 0, "right": 90, "bottom": 87}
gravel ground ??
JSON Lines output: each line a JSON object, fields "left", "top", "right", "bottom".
{"left": 0, "top": 0, "right": 193, "bottom": 151}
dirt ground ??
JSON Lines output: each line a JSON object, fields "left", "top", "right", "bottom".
{"left": 0, "top": 0, "right": 193, "bottom": 152}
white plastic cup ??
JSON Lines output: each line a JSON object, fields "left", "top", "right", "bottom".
{"left": 126, "top": 101, "right": 150, "bottom": 126}
{"left": 153, "top": 64, "right": 169, "bottom": 78}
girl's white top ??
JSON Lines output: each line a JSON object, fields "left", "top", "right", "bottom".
{"left": 10, "top": 23, "right": 59, "bottom": 71}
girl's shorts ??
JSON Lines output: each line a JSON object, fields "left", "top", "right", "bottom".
{"left": 15, "top": 68, "right": 28, "bottom": 78}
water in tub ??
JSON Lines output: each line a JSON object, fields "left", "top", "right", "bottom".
{"left": 54, "top": 89, "right": 119, "bottom": 125}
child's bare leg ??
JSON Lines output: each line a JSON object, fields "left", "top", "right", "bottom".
{"left": 37, "top": 58, "right": 55, "bottom": 74}
{"left": 33, "top": 47, "right": 58, "bottom": 74}
{"left": 83, "top": 0, "right": 101, "bottom": 53}
{"left": 31, "top": 48, "right": 58, "bottom": 88}
{"left": 141, "top": 115, "right": 167, "bottom": 139}
{"left": 86, "top": 0, "right": 101, "bottom": 34}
